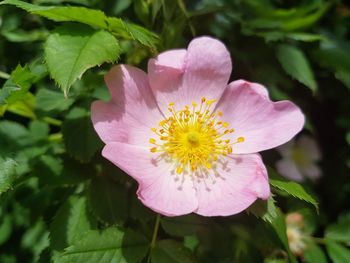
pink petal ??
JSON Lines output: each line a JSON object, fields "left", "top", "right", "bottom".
{"left": 195, "top": 154, "right": 270, "bottom": 216}
{"left": 91, "top": 65, "right": 162, "bottom": 145}
{"left": 148, "top": 36, "right": 232, "bottom": 111}
{"left": 102, "top": 142, "right": 198, "bottom": 216}
{"left": 276, "top": 159, "right": 304, "bottom": 182}
{"left": 216, "top": 80, "right": 305, "bottom": 154}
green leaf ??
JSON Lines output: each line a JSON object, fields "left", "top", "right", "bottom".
{"left": 0, "top": 215, "right": 12, "bottom": 245}
{"left": 0, "top": 65, "right": 36, "bottom": 105}
{"left": 161, "top": 214, "right": 209, "bottom": 237}
{"left": 269, "top": 168, "right": 318, "bottom": 211}
{"left": 0, "top": 0, "right": 159, "bottom": 48}
{"left": 313, "top": 36, "right": 350, "bottom": 89}
{"left": 50, "top": 196, "right": 96, "bottom": 251}
{"left": 62, "top": 107, "right": 102, "bottom": 162}
{"left": 276, "top": 44, "right": 317, "bottom": 92}
{"left": 0, "top": 158, "right": 17, "bottom": 195}
{"left": 44, "top": 25, "right": 120, "bottom": 96}
{"left": 247, "top": 197, "right": 277, "bottom": 224}
{"left": 88, "top": 176, "right": 128, "bottom": 225}
{"left": 269, "top": 209, "right": 297, "bottom": 263}
{"left": 0, "top": 121, "right": 29, "bottom": 156}
{"left": 36, "top": 88, "right": 74, "bottom": 112}
{"left": 304, "top": 242, "right": 327, "bottom": 263}
{"left": 325, "top": 213, "right": 350, "bottom": 243}
{"left": 54, "top": 228, "right": 148, "bottom": 263}
{"left": 326, "top": 241, "right": 350, "bottom": 263}
{"left": 151, "top": 240, "right": 197, "bottom": 263}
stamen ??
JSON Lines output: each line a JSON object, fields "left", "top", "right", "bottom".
{"left": 149, "top": 98, "right": 245, "bottom": 175}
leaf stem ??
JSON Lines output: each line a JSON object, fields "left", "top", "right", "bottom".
{"left": 177, "top": 0, "right": 196, "bottom": 36}
{"left": 147, "top": 214, "right": 161, "bottom": 263}
{"left": 150, "top": 214, "right": 161, "bottom": 249}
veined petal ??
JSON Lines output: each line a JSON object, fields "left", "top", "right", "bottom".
{"left": 216, "top": 80, "right": 305, "bottom": 154}
{"left": 148, "top": 36, "right": 232, "bottom": 111}
{"left": 91, "top": 65, "right": 163, "bottom": 146}
{"left": 195, "top": 154, "right": 270, "bottom": 216}
{"left": 102, "top": 142, "right": 198, "bottom": 216}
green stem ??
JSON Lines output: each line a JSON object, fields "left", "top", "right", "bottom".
{"left": 48, "top": 132, "right": 62, "bottom": 143}
{"left": 177, "top": 0, "right": 196, "bottom": 36}
{"left": 42, "top": 116, "right": 62, "bottom": 126}
{"left": 147, "top": 214, "right": 161, "bottom": 263}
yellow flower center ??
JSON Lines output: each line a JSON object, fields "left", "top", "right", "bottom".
{"left": 149, "top": 97, "right": 245, "bottom": 174}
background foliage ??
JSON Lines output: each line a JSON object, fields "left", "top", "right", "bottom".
{"left": 0, "top": 0, "right": 349, "bottom": 262}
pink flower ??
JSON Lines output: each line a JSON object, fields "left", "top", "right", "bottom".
{"left": 276, "top": 135, "right": 322, "bottom": 182}
{"left": 91, "top": 37, "right": 304, "bottom": 217}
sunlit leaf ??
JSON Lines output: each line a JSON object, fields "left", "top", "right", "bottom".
{"left": 54, "top": 228, "right": 148, "bottom": 263}
{"left": 44, "top": 25, "right": 120, "bottom": 96}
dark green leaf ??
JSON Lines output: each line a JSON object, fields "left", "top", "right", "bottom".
{"left": 88, "top": 176, "right": 128, "bottom": 225}
{"left": 161, "top": 214, "right": 209, "bottom": 237}
{"left": 276, "top": 44, "right": 317, "bottom": 92}
{"left": 62, "top": 107, "right": 102, "bottom": 162}
{"left": 151, "top": 240, "right": 197, "bottom": 263}
{"left": 50, "top": 196, "right": 97, "bottom": 251}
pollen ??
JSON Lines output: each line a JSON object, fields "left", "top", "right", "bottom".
{"left": 149, "top": 98, "right": 245, "bottom": 174}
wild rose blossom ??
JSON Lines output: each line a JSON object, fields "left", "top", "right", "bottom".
{"left": 276, "top": 135, "right": 321, "bottom": 182}
{"left": 91, "top": 37, "right": 304, "bottom": 216}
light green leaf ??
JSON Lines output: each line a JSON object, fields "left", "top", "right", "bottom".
{"left": 50, "top": 196, "right": 96, "bottom": 251}
{"left": 269, "top": 168, "right": 318, "bottom": 211}
{"left": 36, "top": 88, "right": 74, "bottom": 112}
{"left": 0, "top": 0, "right": 112, "bottom": 28}
{"left": 0, "top": 65, "right": 36, "bottom": 105}
{"left": 0, "top": 158, "right": 17, "bottom": 195}
{"left": 0, "top": 0, "right": 159, "bottom": 48}
{"left": 88, "top": 176, "right": 128, "bottom": 225}
{"left": 325, "top": 213, "right": 350, "bottom": 243}
{"left": 276, "top": 44, "right": 317, "bottom": 92}
{"left": 62, "top": 107, "right": 102, "bottom": 162}
{"left": 44, "top": 25, "right": 120, "bottom": 96}
{"left": 54, "top": 228, "right": 148, "bottom": 263}
{"left": 151, "top": 240, "right": 197, "bottom": 263}
{"left": 326, "top": 241, "right": 350, "bottom": 263}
